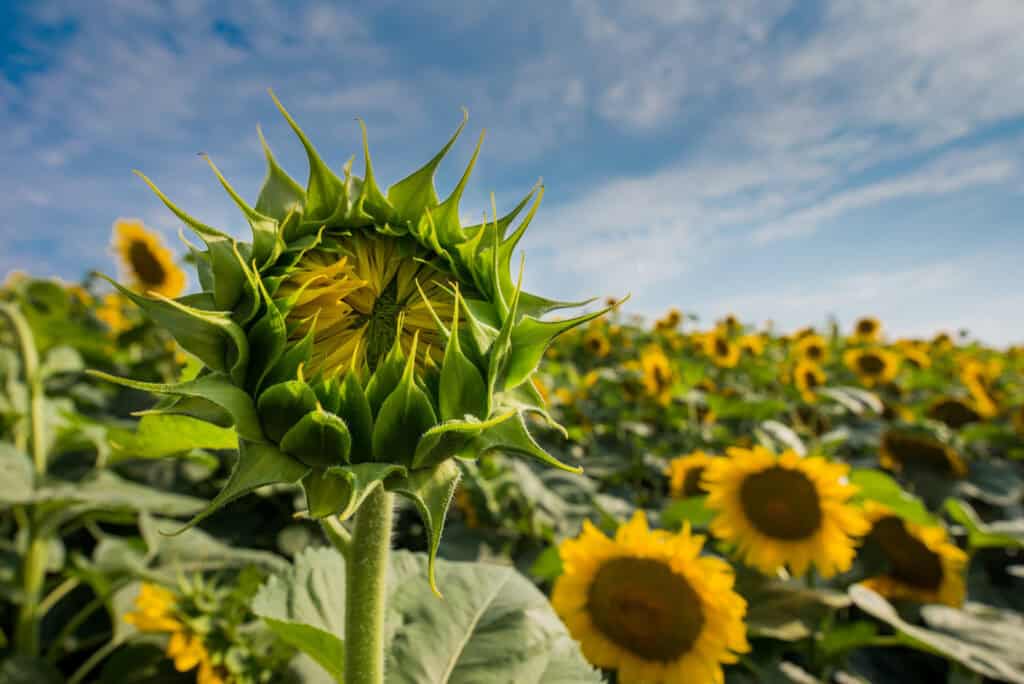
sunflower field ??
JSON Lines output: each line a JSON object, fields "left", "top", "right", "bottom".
{"left": 1, "top": 100, "right": 1023, "bottom": 684}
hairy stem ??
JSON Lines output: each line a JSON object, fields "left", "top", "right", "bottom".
{"left": 344, "top": 486, "right": 394, "bottom": 684}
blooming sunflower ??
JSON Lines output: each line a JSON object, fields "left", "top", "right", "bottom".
{"left": 925, "top": 396, "right": 983, "bottom": 430}
{"left": 792, "top": 359, "right": 826, "bottom": 402}
{"left": 704, "top": 447, "right": 869, "bottom": 578}
{"left": 878, "top": 429, "right": 967, "bottom": 479}
{"left": 112, "top": 219, "right": 186, "bottom": 298}
{"left": 795, "top": 334, "right": 828, "bottom": 363}
{"left": 859, "top": 502, "right": 967, "bottom": 607}
{"left": 851, "top": 316, "right": 881, "bottom": 343}
{"left": 844, "top": 347, "right": 900, "bottom": 387}
{"left": 666, "top": 451, "right": 717, "bottom": 498}
{"left": 703, "top": 333, "right": 741, "bottom": 368}
{"left": 583, "top": 326, "right": 612, "bottom": 358}
{"left": 551, "top": 511, "right": 749, "bottom": 684}
{"left": 738, "top": 334, "right": 765, "bottom": 357}
{"left": 124, "top": 583, "right": 227, "bottom": 684}
{"left": 931, "top": 331, "right": 955, "bottom": 351}
{"left": 640, "top": 344, "right": 674, "bottom": 405}
{"left": 95, "top": 292, "right": 131, "bottom": 335}
{"left": 655, "top": 308, "right": 682, "bottom": 331}
{"left": 716, "top": 313, "right": 740, "bottom": 334}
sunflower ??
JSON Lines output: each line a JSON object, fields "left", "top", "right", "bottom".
{"left": 112, "top": 219, "right": 186, "bottom": 298}
{"left": 925, "top": 396, "right": 982, "bottom": 430}
{"left": 275, "top": 232, "right": 455, "bottom": 377}
{"left": 551, "top": 511, "right": 749, "bottom": 684}
{"left": 878, "top": 429, "right": 967, "bottom": 479}
{"left": 703, "top": 333, "right": 741, "bottom": 368}
{"left": 851, "top": 316, "right": 881, "bottom": 343}
{"left": 793, "top": 359, "right": 826, "bottom": 402}
{"left": 738, "top": 334, "right": 765, "bottom": 357}
{"left": 859, "top": 502, "right": 967, "bottom": 607}
{"left": 95, "top": 292, "right": 131, "bottom": 335}
{"left": 931, "top": 332, "right": 955, "bottom": 351}
{"left": 640, "top": 344, "right": 674, "bottom": 405}
{"left": 666, "top": 451, "right": 717, "bottom": 498}
{"left": 583, "top": 327, "right": 612, "bottom": 358}
{"left": 716, "top": 313, "right": 741, "bottom": 334}
{"left": 124, "top": 583, "right": 227, "bottom": 684}
{"left": 794, "top": 334, "right": 828, "bottom": 363}
{"left": 901, "top": 346, "right": 932, "bottom": 370}
{"left": 704, "top": 447, "right": 868, "bottom": 578}
{"left": 843, "top": 347, "right": 900, "bottom": 387}
{"left": 654, "top": 308, "right": 682, "bottom": 331}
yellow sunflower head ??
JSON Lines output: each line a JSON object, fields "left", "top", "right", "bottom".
{"left": 703, "top": 332, "right": 741, "bottom": 368}
{"left": 92, "top": 93, "right": 611, "bottom": 587}
{"left": 738, "top": 333, "right": 765, "bottom": 357}
{"left": 795, "top": 334, "right": 828, "bottom": 363}
{"left": 666, "top": 451, "right": 718, "bottom": 498}
{"left": 583, "top": 326, "right": 612, "bottom": 358}
{"left": 95, "top": 292, "right": 132, "bottom": 335}
{"left": 112, "top": 219, "right": 186, "bottom": 298}
{"left": 859, "top": 502, "right": 967, "bottom": 607}
{"left": 851, "top": 316, "right": 882, "bottom": 342}
{"left": 925, "top": 396, "right": 982, "bottom": 430}
{"left": 552, "top": 511, "right": 749, "bottom": 684}
{"left": 640, "top": 344, "right": 674, "bottom": 405}
{"left": 793, "top": 359, "right": 826, "bottom": 402}
{"left": 704, "top": 447, "right": 869, "bottom": 578}
{"left": 716, "top": 313, "right": 741, "bottom": 334}
{"left": 654, "top": 307, "right": 682, "bottom": 332}
{"left": 930, "top": 331, "right": 955, "bottom": 351}
{"left": 123, "top": 582, "right": 182, "bottom": 633}
{"left": 843, "top": 347, "right": 900, "bottom": 387}
{"left": 878, "top": 429, "right": 967, "bottom": 479}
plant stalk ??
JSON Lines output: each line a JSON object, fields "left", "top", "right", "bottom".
{"left": 344, "top": 485, "right": 394, "bottom": 684}
{"left": 2, "top": 303, "right": 50, "bottom": 657}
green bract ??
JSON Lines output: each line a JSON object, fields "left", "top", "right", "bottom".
{"left": 91, "top": 92, "right": 608, "bottom": 588}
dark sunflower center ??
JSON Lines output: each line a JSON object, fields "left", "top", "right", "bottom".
{"left": 883, "top": 433, "right": 957, "bottom": 475}
{"left": 128, "top": 240, "right": 167, "bottom": 286}
{"left": 857, "top": 320, "right": 876, "bottom": 335}
{"left": 802, "top": 370, "right": 820, "bottom": 389}
{"left": 739, "top": 466, "right": 822, "bottom": 540}
{"left": 654, "top": 364, "right": 671, "bottom": 391}
{"left": 806, "top": 345, "right": 823, "bottom": 361}
{"left": 364, "top": 278, "right": 402, "bottom": 371}
{"left": 588, "top": 557, "right": 704, "bottom": 661}
{"left": 926, "top": 399, "right": 980, "bottom": 429}
{"left": 869, "top": 516, "right": 943, "bottom": 590}
{"left": 682, "top": 466, "right": 706, "bottom": 497}
{"left": 715, "top": 338, "right": 730, "bottom": 357}
{"left": 857, "top": 354, "right": 885, "bottom": 375}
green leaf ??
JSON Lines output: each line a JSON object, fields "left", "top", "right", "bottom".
{"left": 944, "top": 498, "right": 1024, "bottom": 550}
{"left": 385, "top": 551, "right": 601, "bottom": 683}
{"left": 202, "top": 153, "right": 283, "bottom": 270}
{"left": 850, "top": 469, "right": 937, "bottom": 526}
{"left": 0, "top": 443, "right": 33, "bottom": 505}
{"left": 439, "top": 292, "right": 488, "bottom": 421}
{"left": 255, "top": 124, "right": 306, "bottom": 222}
{"left": 386, "top": 111, "right": 466, "bottom": 223}
{"left": 0, "top": 656, "right": 63, "bottom": 684}
{"left": 461, "top": 412, "right": 581, "bottom": 474}
{"left": 139, "top": 514, "right": 287, "bottom": 575}
{"left": 97, "top": 277, "right": 249, "bottom": 385}
{"left": 253, "top": 548, "right": 601, "bottom": 684}
{"left": 107, "top": 414, "right": 237, "bottom": 462}
{"left": 503, "top": 309, "right": 612, "bottom": 390}
{"left": 364, "top": 333, "right": 407, "bottom": 416}
{"left": 740, "top": 576, "right": 850, "bottom": 642}
{"left": 337, "top": 370, "right": 374, "bottom": 463}
{"left": 660, "top": 496, "right": 715, "bottom": 529}
{"left": 411, "top": 413, "right": 516, "bottom": 471}
{"left": 302, "top": 463, "right": 405, "bottom": 520}
{"left": 280, "top": 410, "right": 352, "bottom": 469}
{"left": 529, "top": 545, "right": 563, "bottom": 582}
{"left": 850, "top": 585, "right": 1024, "bottom": 683}
{"left": 34, "top": 471, "right": 206, "bottom": 517}
{"left": 257, "top": 380, "right": 319, "bottom": 443}
{"left": 246, "top": 278, "right": 288, "bottom": 394}
{"left": 387, "top": 460, "right": 460, "bottom": 595}
{"left": 371, "top": 337, "right": 437, "bottom": 466}
{"left": 168, "top": 440, "right": 308, "bottom": 535}
{"left": 252, "top": 547, "right": 347, "bottom": 683}
{"left": 88, "top": 371, "right": 265, "bottom": 443}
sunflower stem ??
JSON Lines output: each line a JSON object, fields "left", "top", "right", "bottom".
{"left": 344, "top": 485, "right": 394, "bottom": 684}
{"left": 1, "top": 302, "right": 50, "bottom": 657}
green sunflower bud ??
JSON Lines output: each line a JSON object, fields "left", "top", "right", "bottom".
{"left": 89, "top": 90, "right": 613, "bottom": 583}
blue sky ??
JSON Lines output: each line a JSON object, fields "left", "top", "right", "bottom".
{"left": 2, "top": 1, "right": 1023, "bottom": 344}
